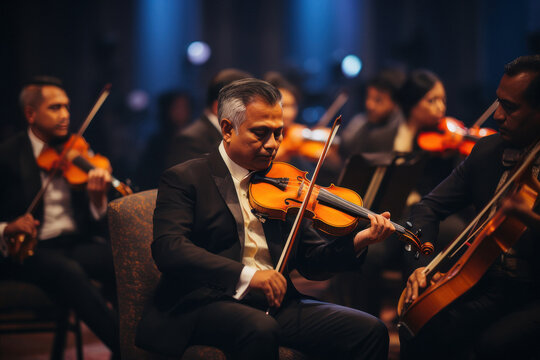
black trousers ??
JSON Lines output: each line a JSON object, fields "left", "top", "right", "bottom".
{"left": 400, "top": 275, "right": 540, "bottom": 360}
{"left": 3, "top": 234, "right": 119, "bottom": 353}
{"left": 189, "top": 295, "right": 389, "bottom": 360}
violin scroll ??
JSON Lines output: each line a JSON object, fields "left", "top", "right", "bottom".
{"left": 403, "top": 223, "right": 433, "bottom": 256}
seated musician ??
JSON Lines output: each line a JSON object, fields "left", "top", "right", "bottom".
{"left": 400, "top": 55, "right": 540, "bottom": 359}
{"left": 136, "top": 78, "right": 395, "bottom": 359}
{"left": 263, "top": 71, "right": 301, "bottom": 163}
{"left": 340, "top": 67, "right": 406, "bottom": 157}
{"left": 0, "top": 76, "right": 119, "bottom": 354}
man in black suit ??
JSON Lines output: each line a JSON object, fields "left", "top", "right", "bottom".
{"left": 0, "top": 76, "right": 119, "bottom": 353}
{"left": 400, "top": 55, "right": 540, "bottom": 359}
{"left": 137, "top": 78, "right": 396, "bottom": 359}
{"left": 166, "top": 68, "right": 251, "bottom": 167}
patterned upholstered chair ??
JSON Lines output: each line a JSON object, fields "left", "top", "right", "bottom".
{"left": 107, "top": 189, "right": 308, "bottom": 360}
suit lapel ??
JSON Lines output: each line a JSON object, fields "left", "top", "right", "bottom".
{"left": 208, "top": 151, "right": 246, "bottom": 255}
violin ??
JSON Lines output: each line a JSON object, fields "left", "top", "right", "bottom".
{"left": 278, "top": 124, "right": 340, "bottom": 161}
{"left": 7, "top": 84, "right": 131, "bottom": 263}
{"left": 37, "top": 134, "right": 133, "bottom": 196}
{"left": 276, "top": 91, "right": 349, "bottom": 162}
{"left": 397, "top": 140, "right": 540, "bottom": 337}
{"left": 417, "top": 117, "right": 496, "bottom": 156}
{"left": 249, "top": 161, "right": 433, "bottom": 255}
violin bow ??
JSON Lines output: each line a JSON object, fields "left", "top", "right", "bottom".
{"left": 471, "top": 99, "right": 499, "bottom": 129}
{"left": 315, "top": 91, "right": 348, "bottom": 127}
{"left": 274, "top": 116, "right": 342, "bottom": 276}
{"left": 422, "top": 137, "right": 540, "bottom": 281}
{"left": 25, "top": 84, "right": 112, "bottom": 214}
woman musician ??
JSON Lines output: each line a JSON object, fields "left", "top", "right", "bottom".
{"left": 399, "top": 55, "right": 540, "bottom": 360}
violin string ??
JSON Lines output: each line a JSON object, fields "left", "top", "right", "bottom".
{"left": 317, "top": 188, "right": 406, "bottom": 233}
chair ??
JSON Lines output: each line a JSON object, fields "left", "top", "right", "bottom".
{"left": 107, "top": 189, "right": 308, "bottom": 360}
{"left": 0, "top": 280, "right": 83, "bottom": 360}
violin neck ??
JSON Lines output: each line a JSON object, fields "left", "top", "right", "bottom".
{"left": 463, "top": 133, "right": 481, "bottom": 142}
{"left": 317, "top": 188, "right": 405, "bottom": 234}
{"left": 72, "top": 155, "right": 132, "bottom": 196}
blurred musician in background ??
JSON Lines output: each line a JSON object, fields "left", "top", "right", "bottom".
{"left": 166, "top": 68, "right": 251, "bottom": 167}
{"left": 0, "top": 76, "right": 119, "bottom": 355}
{"left": 340, "top": 68, "right": 406, "bottom": 158}
{"left": 135, "top": 90, "right": 193, "bottom": 190}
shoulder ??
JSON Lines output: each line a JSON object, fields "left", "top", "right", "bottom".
{"left": 466, "top": 134, "right": 504, "bottom": 161}
{"left": 0, "top": 132, "right": 27, "bottom": 151}
{"left": 0, "top": 132, "right": 29, "bottom": 162}
{"left": 163, "top": 156, "right": 210, "bottom": 181}
{"left": 181, "top": 115, "right": 217, "bottom": 137}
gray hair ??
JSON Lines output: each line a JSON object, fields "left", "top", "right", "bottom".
{"left": 218, "top": 78, "right": 282, "bottom": 130}
{"left": 19, "top": 76, "right": 64, "bottom": 111}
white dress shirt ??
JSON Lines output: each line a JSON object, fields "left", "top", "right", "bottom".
{"left": 218, "top": 142, "right": 274, "bottom": 299}
{"left": 0, "top": 129, "right": 107, "bottom": 256}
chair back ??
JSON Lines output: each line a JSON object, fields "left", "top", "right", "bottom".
{"left": 108, "top": 189, "right": 165, "bottom": 360}
{"left": 108, "top": 190, "right": 307, "bottom": 360}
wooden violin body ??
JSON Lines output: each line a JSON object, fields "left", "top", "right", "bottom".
{"left": 249, "top": 162, "right": 433, "bottom": 255}
{"left": 37, "top": 134, "right": 132, "bottom": 196}
{"left": 278, "top": 124, "right": 340, "bottom": 161}
{"left": 417, "top": 117, "right": 496, "bottom": 156}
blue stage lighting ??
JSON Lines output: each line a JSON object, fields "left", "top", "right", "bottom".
{"left": 187, "top": 41, "right": 211, "bottom": 65}
{"left": 341, "top": 55, "right": 362, "bottom": 78}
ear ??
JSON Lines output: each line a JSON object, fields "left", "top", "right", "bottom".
{"left": 24, "top": 106, "right": 35, "bottom": 125}
{"left": 211, "top": 100, "right": 219, "bottom": 115}
{"left": 221, "top": 118, "right": 234, "bottom": 143}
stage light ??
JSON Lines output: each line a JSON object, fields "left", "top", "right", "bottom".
{"left": 187, "top": 41, "right": 211, "bottom": 65}
{"left": 341, "top": 55, "right": 362, "bottom": 78}
{"left": 127, "top": 90, "right": 150, "bottom": 111}
{"left": 302, "top": 106, "right": 326, "bottom": 125}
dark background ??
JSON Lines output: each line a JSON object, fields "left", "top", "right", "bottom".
{"left": 2, "top": 0, "right": 539, "bottom": 181}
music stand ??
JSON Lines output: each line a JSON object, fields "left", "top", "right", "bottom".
{"left": 337, "top": 151, "right": 426, "bottom": 220}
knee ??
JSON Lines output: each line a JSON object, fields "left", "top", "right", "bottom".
{"left": 371, "top": 318, "right": 389, "bottom": 346}
{"left": 247, "top": 316, "right": 280, "bottom": 344}
{"left": 360, "top": 314, "right": 388, "bottom": 342}
{"left": 46, "top": 258, "right": 88, "bottom": 283}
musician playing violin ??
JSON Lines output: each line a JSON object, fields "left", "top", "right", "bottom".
{"left": 400, "top": 55, "right": 540, "bottom": 360}
{"left": 136, "top": 78, "right": 395, "bottom": 359}
{"left": 0, "top": 76, "right": 119, "bottom": 354}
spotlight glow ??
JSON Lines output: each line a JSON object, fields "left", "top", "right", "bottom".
{"left": 187, "top": 41, "right": 211, "bottom": 65}
{"left": 341, "top": 55, "right": 362, "bottom": 78}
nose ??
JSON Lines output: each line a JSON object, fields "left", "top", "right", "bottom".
{"left": 61, "top": 105, "right": 70, "bottom": 119}
{"left": 493, "top": 103, "right": 504, "bottom": 124}
{"left": 264, "top": 133, "right": 280, "bottom": 151}
{"left": 437, "top": 99, "right": 446, "bottom": 115}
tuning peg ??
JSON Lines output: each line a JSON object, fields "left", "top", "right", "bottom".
{"left": 405, "top": 221, "right": 413, "bottom": 229}
{"left": 414, "top": 251, "right": 420, "bottom": 260}
{"left": 415, "top": 228, "right": 422, "bottom": 238}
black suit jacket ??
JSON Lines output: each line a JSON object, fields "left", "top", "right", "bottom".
{"left": 136, "top": 150, "right": 366, "bottom": 356}
{"left": 408, "top": 134, "right": 540, "bottom": 278}
{"left": 0, "top": 131, "right": 104, "bottom": 244}
{"left": 166, "top": 114, "right": 222, "bottom": 168}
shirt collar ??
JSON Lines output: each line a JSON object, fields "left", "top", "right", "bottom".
{"left": 27, "top": 127, "right": 46, "bottom": 159}
{"left": 218, "top": 142, "right": 250, "bottom": 183}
